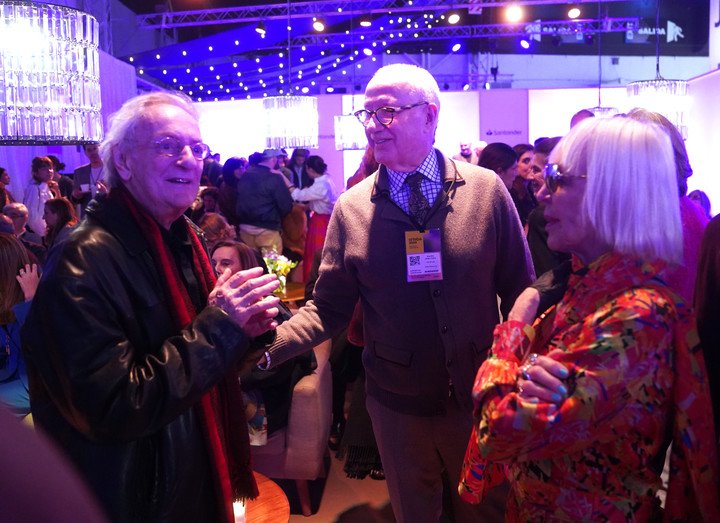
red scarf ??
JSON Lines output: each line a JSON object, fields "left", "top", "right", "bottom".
{"left": 115, "top": 186, "right": 257, "bottom": 522}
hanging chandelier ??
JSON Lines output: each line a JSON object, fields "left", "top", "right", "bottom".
{"left": 626, "top": 0, "right": 688, "bottom": 138}
{"left": 0, "top": 1, "right": 102, "bottom": 144}
{"left": 263, "top": 95, "right": 319, "bottom": 148}
{"left": 264, "top": 0, "right": 318, "bottom": 149}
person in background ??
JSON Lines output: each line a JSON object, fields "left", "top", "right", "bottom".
{"left": 189, "top": 186, "right": 220, "bottom": 223}
{"left": 71, "top": 143, "right": 105, "bottom": 219}
{"left": 346, "top": 143, "right": 379, "bottom": 190}
{"left": 511, "top": 143, "right": 538, "bottom": 227}
{"left": 477, "top": 142, "right": 518, "bottom": 190}
{"left": 47, "top": 155, "right": 74, "bottom": 199}
{"left": 0, "top": 234, "right": 39, "bottom": 419}
{"left": 262, "top": 63, "right": 534, "bottom": 522}
{"left": 695, "top": 214, "right": 720, "bottom": 455}
{"left": 236, "top": 148, "right": 294, "bottom": 254}
{"left": 287, "top": 148, "right": 313, "bottom": 189}
{"left": 2, "top": 202, "right": 46, "bottom": 263}
{"left": 626, "top": 108, "right": 707, "bottom": 303}
{"left": 197, "top": 211, "right": 236, "bottom": 252}
{"left": 452, "top": 140, "right": 479, "bottom": 164}
{"left": 289, "top": 155, "right": 338, "bottom": 282}
{"left": 460, "top": 116, "right": 719, "bottom": 521}
{"left": 526, "top": 136, "right": 569, "bottom": 276}
{"left": 689, "top": 190, "right": 712, "bottom": 220}
{"left": 201, "top": 152, "right": 223, "bottom": 187}
{"left": 0, "top": 167, "right": 16, "bottom": 206}
{"left": 23, "top": 156, "right": 57, "bottom": 237}
{"left": 43, "top": 197, "right": 78, "bottom": 251}
{"left": 21, "top": 92, "right": 282, "bottom": 522}
{"left": 570, "top": 108, "right": 595, "bottom": 128}
{"left": 210, "top": 240, "right": 315, "bottom": 441}
{"left": 217, "top": 156, "right": 247, "bottom": 226}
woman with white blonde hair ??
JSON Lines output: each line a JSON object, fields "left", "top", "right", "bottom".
{"left": 460, "top": 117, "right": 719, "bottom": 521}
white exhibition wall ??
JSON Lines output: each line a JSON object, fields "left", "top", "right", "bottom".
{"left": 685, "top": 68, "right": 720, "bottom": 214}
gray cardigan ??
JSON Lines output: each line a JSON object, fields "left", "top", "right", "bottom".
{"left": 269, "top": 149, "right": 534, "bottom": 415}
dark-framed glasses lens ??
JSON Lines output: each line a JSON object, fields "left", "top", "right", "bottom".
{"left": 543, "top": 164, "right": 561, "bottom": 193}
{"left": 354, "top": 110, "right": 370, "bottom": 124}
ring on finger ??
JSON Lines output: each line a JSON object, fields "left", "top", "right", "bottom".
{"left": 528, "top": 353, "right": 539, "bottom": 365}
{"left": 520, "top": 363, "right": 533, "bottom": 381}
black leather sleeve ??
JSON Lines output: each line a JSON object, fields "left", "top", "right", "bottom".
{"left": 22, "top": 230, "right": 251, "bottom": 443}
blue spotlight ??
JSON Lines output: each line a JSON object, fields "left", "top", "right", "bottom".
{"left": 451, "top": 42, "right": 462, "bottom": 53}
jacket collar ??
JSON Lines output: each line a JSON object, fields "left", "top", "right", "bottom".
{"left": 84, "top": 189, "right": 195, "bottom": 258}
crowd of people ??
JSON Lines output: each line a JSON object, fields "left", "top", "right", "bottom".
{"left": 0, "top": 61, "right": 718, "bottom": 523}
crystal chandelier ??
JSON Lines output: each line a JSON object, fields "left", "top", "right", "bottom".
{"left": 626, "top": 0, "right": 688, "bottom": 138}
{"left": 264, "top": 0, "right": 318, "bottom": 149}
{"left": 0, "top": 1, "right": 102, "bottom": 144}
{"left": 263, "top": 95, "right": 319, "bottom": 148}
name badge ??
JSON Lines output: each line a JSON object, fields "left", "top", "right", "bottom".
{"left": 405, "top": 229, "right": 443, "bottom": 282}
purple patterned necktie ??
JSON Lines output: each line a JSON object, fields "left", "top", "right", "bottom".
{"left": 406, "top": 172, "right": 430, "bottom": 225}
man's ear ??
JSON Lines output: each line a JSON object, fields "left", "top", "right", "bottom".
{"left": 112, "top": 146, "right": 132, "bottom": 182}
{"left": 426, "top": 103, "right": 439, "bottom": 127}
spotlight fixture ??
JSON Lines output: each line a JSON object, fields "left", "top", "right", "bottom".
{"left": 519, "top": 37, "right": 531, "bottom": 50}
{"left": 312, "top": 17, "right": 326, "bottom": 32}
{"left": 568, "top": 6, "right": 581, "bottom": 19}
{"left": 506, "top": 4, "right": 523, "bottom": 23}
{"left": 359, "top": 16, "right": 372, "bottom": 28}
{"left": 451, "top": 42, "right": 462, "bottom": 52}
{"left": 447, "top": 12, "right": 460, "bottom": 25}
{"left": 255, "top": 21, "right": 266, "bottom": 35}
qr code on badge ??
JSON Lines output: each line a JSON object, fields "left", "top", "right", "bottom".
{"left": 409, "top": 255, "right": 421, "bottom": 266}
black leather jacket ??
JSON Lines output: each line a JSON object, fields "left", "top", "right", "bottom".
{"left": 22, "top": 193, "right": 252, "bottom": 522}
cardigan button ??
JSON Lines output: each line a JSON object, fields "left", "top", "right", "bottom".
{"left": 441, "top": 325, "right": 448, "bottom": 333}
{"left": 433, "top": 289, "right": 441, "bottom": 297}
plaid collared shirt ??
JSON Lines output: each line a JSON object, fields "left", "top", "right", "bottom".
{"left": 386, "top": 149, "right": 443, "bottom": 215}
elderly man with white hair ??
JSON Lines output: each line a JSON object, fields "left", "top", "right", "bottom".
{"left": 22, "top": 92, "right": 281, "bottom": 522}
{"left": 260, "top": 63, "right": 534, "bottom": 522}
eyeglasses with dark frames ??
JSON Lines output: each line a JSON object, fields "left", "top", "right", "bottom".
{"left": 154, "top": 136, "right": 210, "bottom": 161}
{"left": 543, "top": 163, "right": 588, "bottom": 193}
{"left": 354, "top": 101, "right": 429, "bottom": 126}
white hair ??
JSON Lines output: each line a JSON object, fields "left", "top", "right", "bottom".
{"left": 367, "top": 63, "right": 441, "bottom": 113}
{"left": 100, "top": 92, "right": 199, "bottom": 188}
{"left": 549, "top": 117, "right": 682, "bottom": 264}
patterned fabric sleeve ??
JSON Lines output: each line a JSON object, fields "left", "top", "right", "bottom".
{"left": 460, "top": 288, "right": 675, "bottom": 504}
{"left": 474, "top": 287, "right": 675, "bottom": 461}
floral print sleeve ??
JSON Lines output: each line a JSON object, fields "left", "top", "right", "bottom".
{"left": 459, "top": 253, "right": 719, "bottom": 522}
{"left": 477, "top": 288, "right": 675, "bottom": 462}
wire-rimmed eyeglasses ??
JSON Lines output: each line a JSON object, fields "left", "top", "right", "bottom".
{"left": 354, "top": 101, "right": 429, "bottom": 127}
{"left": 154, "top": 136, "right": 210, "bottom": 161}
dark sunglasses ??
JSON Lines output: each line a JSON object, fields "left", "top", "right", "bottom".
{"left": 543, "top": 163, "right": 587, "bottom": 193}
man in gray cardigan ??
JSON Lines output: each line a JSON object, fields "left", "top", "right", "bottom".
{"left": 264, "top": 64, "right": 534, "bottom": 522}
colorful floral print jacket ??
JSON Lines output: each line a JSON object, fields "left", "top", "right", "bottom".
{"left": 460, "top": 252, "right": 719, "bottom": 522}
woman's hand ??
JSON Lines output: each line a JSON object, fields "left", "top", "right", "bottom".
{"left": 517, "top": 350, "right": 569, "bottom": 406}
{"left": 16, "top": 264, "right": 40, "bottom": 301}
{"left": 508, "top": 287, "right": 540, "bottom": 325}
